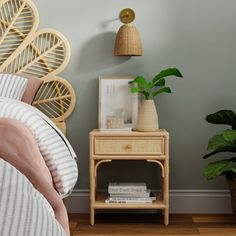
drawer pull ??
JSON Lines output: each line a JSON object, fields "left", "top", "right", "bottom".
{"left": 125, "top": 144, "right": 132, "bottom": 150}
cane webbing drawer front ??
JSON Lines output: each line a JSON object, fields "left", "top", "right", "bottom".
{"left": 94, "top": 137, "right": 164, "bottom": 155}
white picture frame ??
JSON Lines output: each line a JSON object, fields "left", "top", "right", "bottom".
{"left": 98, "top": 76, "right": 139, "bottom": 131}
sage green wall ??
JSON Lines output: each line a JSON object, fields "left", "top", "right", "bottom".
{"left": 37, "top": 0, "right": 236, "bottom": 190}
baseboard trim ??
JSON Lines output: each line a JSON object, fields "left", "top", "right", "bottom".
{"left": 65, "top": 189, "right": 232, "bottom": 214}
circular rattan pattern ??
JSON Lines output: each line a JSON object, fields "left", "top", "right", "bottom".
{"left": 33, "top": 76, "right": 76, "bottom": 123}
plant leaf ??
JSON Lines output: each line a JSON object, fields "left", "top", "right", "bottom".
{"left": 207, "top": 134, "right": 232, "bottom": 150}
{"left": 155, "top": 78, "right": 165, "bottom": 87}
{"left": 130, "top": 86, "right": 150, "bottom": 99}
{"left": 222, "top": 129, "right": 236, "bottom": 145}
{"left": 152, "top": 68, "right": 183, "bottom": 83}
{"left": 205, "top": 110, "right": 236, "bottom": 130}
{"left": 206, "top": 130, "right": 236, "bottom": 153}
{"left": 204, "top": 159, "right": 232, "bottom": 180}
{"left": 228, "top": 166, "right": 236, "bottom": 173}
{"left": 129, "top": 76, "right": 149, "bottom": 89}
{"left": 140, "top": 91, "right": 150, "bottom": 100}
{"left": 148, "top": 81, "right": 154, "bottom": 89}
{"left": 130, "top": 87, "right": 140, "bottom": 93}
{"left": 152, "top": 87, "right": 171, "bottom": 98}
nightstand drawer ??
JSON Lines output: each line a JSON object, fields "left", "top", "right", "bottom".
{"left": 94, "top": 137, "right": 164, "bottom": 155}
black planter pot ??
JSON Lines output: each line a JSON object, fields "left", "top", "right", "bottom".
{"left": 226, "top": 173, "right": 236, "bottom": 217}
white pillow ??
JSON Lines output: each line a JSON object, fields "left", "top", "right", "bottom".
{"left": 0, "top": 73, "right": 28, "bottom": 100}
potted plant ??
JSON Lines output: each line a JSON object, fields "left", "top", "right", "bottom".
{"left": 129, "top": 68, "right": 183, "bottom": 131}
{"left": 203, "top": 110, "right": 236, "bottom": 216}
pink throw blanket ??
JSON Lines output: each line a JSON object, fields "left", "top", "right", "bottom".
{"left": 0, "top": 118, "right": 70, "bottom": 236}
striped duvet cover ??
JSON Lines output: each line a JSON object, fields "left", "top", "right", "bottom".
{"left": 0, "top": 97, "right": 78, "bottom": 235}
{"left": 0, "top": 97, "right": 78, "bottom": 197}
{"left": 0, "top": 158, "right": 66, "bottom": 236}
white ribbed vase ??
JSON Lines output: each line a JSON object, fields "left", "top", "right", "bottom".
{"left": 136, "top": 100, "right": 159, "bottom": 132}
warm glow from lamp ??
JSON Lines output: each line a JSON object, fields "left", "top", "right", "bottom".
{"left": 114, "top": 8, "right": 142, "bottom": 56}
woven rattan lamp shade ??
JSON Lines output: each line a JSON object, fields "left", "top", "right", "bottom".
{"left": 114, "top": 24, "right": 142, "bottom": 56}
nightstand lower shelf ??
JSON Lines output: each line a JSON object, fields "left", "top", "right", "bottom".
{"left": 93, "top": 193, "right": 166, "bottom": 209}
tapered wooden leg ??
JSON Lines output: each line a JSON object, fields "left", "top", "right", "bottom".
{"left": 89, "top": 158, "right": 95, "bottom": 226}
{"left": 89, "top": 134, "right": 95, "bottom": 226}
{"left": 163, "top": 149, "right": 169, "bottom": 226}
{"left": 90, "top": 208, "right": 95, "bottom": 226}
{"left": 164, "top": 208, "right": 169, "bottom": 226}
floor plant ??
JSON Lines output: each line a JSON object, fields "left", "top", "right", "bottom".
{"left": 203, "top": 110, "right": 236, "bottom": 216}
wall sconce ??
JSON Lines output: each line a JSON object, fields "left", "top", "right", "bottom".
{"left": 114, "top": 8, "right": 142, "bottom": 56}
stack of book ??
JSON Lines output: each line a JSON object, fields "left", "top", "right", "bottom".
{"left": 105, "top": 182, "right": 156, "bottom": 204}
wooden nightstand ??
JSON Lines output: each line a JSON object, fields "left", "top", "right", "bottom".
{"left": 89, "top": 129, "right": 169, "bottom": 225}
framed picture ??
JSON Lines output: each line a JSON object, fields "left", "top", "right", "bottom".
{"left": 98, "top": 76, "right": 139, "bottom": 130}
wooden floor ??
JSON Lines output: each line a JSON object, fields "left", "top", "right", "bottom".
{"left": 69, "top": 213, "right": 236, "bottom": 236}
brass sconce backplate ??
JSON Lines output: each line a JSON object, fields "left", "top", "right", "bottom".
{"left": 119, "top": 8, "right": 135, "bottom": 24}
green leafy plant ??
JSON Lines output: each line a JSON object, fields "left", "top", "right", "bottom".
{"left": 203, "top": 110, "right": 236, "bottom": 180}
{"left": 129, "top": 68, "right": 183, "bottom": 100}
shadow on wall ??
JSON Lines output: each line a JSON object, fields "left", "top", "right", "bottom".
{"left": 78, "top": 31, "right": 130, "bottom": 74}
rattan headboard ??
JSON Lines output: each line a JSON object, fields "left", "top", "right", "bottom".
{"left": 0, "top": 0, "right": 75, "bottom": 135}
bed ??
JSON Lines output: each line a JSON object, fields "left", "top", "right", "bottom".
{"left": 0, "top": 0, "right": 77, "bottom": 235}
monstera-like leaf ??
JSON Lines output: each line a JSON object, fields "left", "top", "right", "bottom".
{"left": 203, "top": 110, "right": 236, "bottom": 159}
{"left": 203, "top": 129, "right": 236, "bottom": 159}
{"left": 206, "top": 110, "right": 236, "bottom": 130}
{"left": 203, "top": 110, "right": 236, "bottom": 180}
{"left": 204, "top": 157, "right": 236, "bottom": 180}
